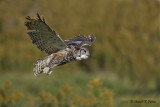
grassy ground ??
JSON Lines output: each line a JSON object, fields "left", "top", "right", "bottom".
{"left": 0, "top": 69, "right": 159, "bottom": 107}
{"left": 0, "top": 69, "right": 118, "bottom": 96}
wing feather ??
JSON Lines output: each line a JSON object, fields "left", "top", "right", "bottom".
{"left": 65, "top": 34, "right": 96, "bottom": 48}
{"left": 25, "top": 13, "right": 67, "bottom": 55}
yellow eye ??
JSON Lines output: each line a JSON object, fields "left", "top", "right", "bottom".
{"left": 81, "top": 50, "right": 86, "bottom": 54}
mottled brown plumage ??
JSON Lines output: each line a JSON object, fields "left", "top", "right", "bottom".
{"left": 25, "top": 13, "right": 67, "bottom": 55}
{"left": 25, "top": 13, "right": 96, "bottom": 76}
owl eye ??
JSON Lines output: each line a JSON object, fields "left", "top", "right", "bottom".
{"left": 81, "top": 50, "right": 86, "bottom": 55}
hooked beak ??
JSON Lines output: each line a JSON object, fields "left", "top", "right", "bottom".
{"left": 87, "top": 53, "right": 90, "bottom": 57}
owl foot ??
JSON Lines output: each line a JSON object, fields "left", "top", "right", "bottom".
{"left": 47, "top": 70, "right": 53, "bottom": 75}
{"left": 34, "top": 72, "right": 38, "bottom": 76}
{"left": 43, "top": 67, "right": 50, "bottom": 73}
{"left": 43, "top": 67, "right": 53, "bottom": 75}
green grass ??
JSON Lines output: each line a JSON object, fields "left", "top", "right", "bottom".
{"left": 0, "top": 69, "right": 159, "bottom": 107}
{"left": 0, "top": 69, "right": 125, "bottom": 94}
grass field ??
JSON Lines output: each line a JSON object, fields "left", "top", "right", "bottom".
{"left": 0, "top": 69, "right": 159, "bottom": 107}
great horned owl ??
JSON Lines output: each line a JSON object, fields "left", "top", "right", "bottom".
{"left": 25, "top": 13, "right": 96, "bottom": 76}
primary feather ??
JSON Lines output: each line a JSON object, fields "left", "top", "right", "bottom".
{"left": 25, "top": 13, "right": 67, "bottom": 55}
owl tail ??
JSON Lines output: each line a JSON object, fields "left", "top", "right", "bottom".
{"left": 33, "top": 56, "right": 54, "bottom": 76}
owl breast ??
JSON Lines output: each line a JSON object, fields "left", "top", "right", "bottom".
{"left": 33, "top": 47, "right": 78, "bottom": 76}
{"left": 58, "top": 48, "right": 77, "bottom": 66}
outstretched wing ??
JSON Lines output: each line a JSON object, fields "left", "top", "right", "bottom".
{"left": 25, "top": 13, "right": 67, "bottom": 55}
{"left": 64, "top": 34, "right": 96, "bottom": 48}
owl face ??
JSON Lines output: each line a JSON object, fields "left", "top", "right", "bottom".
{"left": 76, "top": 48, "right": 90, "bottom": 60}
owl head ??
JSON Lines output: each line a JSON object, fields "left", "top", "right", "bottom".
{"left": 76, "top": 48, "right": 90, "bottom": 60}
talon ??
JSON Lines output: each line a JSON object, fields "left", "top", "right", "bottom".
{"left": 47, "top": 71, "right": 53, "bottom": 75}
{"left": 34, "top": 72, "right": 38, "bottom": 76}
{"left": 43, "top": 67, "right": 50, "bottom": 74}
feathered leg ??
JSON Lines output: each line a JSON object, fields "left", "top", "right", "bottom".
{"left": 33, "top": 55, "right": 56, "bottom": 76}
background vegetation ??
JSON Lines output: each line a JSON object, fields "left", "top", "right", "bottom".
{"left": 0, "top": 0, "right": 159, "bottom": 106}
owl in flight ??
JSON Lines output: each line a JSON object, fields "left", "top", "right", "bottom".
{"left": 25, "top": 13, "right": 96, "bottom": 76}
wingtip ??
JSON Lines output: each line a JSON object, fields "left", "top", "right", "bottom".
{"left": 89, "top": 33, "right": 96, "bottom": 42}
{"left": 89, "top": 33, "right": 94, "bottom": 37}
{"left": 36, "top": 12, "right": 41, "bottom": 20}
{"left": 43, "top": 17, "right": 45, "bottom": 23}
{"left": 25, "top": 16, "right": 31, "bottom": 20}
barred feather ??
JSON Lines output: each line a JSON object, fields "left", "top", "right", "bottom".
{"left": 33, "top": 55, "right": 54, "bottom": 76}
{"left": 25, "top": 13, "right": 67, "bottom": 55}
{"left": 33, "top": 47, "right": 78, "bottom": 76}
{"left": 64, "top": 34, "right": 96, "bottom": 48}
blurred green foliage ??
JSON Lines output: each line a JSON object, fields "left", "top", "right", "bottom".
{"left": 0, "top": 0, "right": 160, "bottom": 106}
{"left": 0, "top": 78, "right": 159, "bottom": 107}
